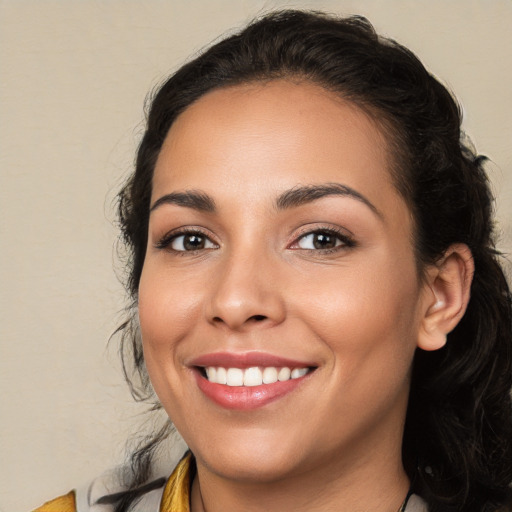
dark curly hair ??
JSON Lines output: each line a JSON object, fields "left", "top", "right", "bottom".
{"left": 112, "top": 10, "right": 512, "bottom": 512}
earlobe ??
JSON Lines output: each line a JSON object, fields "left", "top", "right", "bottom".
{"left": 417, "top": 244, "right": 474, "bottom": 352}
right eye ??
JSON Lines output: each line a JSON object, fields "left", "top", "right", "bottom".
{"left": 170, "top": 233, "right": 217, "bottom": 251}
{"left": 155, "top": 229, "right": 218, "bottom": 252}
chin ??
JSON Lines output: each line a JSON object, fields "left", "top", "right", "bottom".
{"left": 192, "top": 431, "right": 308, "bottom": 482}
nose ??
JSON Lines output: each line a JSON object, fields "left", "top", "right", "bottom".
{"left": 206, "top": 249, "right": 286, "bottom": 331}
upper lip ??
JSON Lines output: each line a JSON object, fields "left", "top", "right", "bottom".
{"left": 188, "top": 351, "right": 316, "bottom": 369}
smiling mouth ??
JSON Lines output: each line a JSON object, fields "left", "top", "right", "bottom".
{"left": 190, "top": 352, "right": 317, "bottom": 409}
{"left": 199, "top": 366, "right": 315, "bottom": 386}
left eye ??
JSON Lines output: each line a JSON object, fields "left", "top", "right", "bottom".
{"left": 170, "top": 233, "right": 217, "bottom": 251}
{"left": 296, "top": 231, "right": 346, "bottom": 250}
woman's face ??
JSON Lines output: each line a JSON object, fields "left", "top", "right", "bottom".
{"left": 139, "top": 80, "right": 431, "bottom": 482}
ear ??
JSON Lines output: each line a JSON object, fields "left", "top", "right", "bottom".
{"left": 417, "top": 244, "right": 474, "bottom": 351}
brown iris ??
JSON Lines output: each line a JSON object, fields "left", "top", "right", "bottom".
{"left": 183, "top": 234, "right": 207, "bottom": 250}
{"left": 312, "top": 232, "right": 337, "bottom": 249}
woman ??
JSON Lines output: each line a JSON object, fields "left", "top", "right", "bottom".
{"left": 35, "top": 9, "right": 512, "bottom": 512}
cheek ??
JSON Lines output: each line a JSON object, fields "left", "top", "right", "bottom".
{"left": 294, "top": 253, "right": 421, "bottom": 378}
{"left": 138, "top": 262, "right": 203, "bottom": 348}
{"left": 137, "top": 262, "right": 206, "bottom": 408}
{"left": 136, "top": 266, "right": 204, "bottom": 433}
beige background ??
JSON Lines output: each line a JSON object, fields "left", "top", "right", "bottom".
{"left": 1, "top": 1, "right": 511, "bottom": 511}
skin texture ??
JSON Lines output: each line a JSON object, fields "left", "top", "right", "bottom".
{"left": 138, "top": 80, "right": 473, "bottom": 512}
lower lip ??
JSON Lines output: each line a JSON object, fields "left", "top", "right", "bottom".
{"left": 194, "top": 370, "right": 310, "bottom": 410}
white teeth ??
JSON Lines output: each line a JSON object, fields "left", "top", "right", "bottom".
{"left": 206, "top": 367, "right": 216, "bottom": 381}
{"left": 262, "top": 367, "right": 278, "bottom": 384}
{"left": 205, "top": 366, "right": 310, "bottom": 386}
{"left": 216, "top": 367, "right": 227, "bottom": 384}
{"left": 226, "top": 368, "right": 244, "bottom": 386}
{"left": 278, "top": 367, "right": 291, "bottom": 381}
{"left": 291, "top": 368, "right": 309, "bottom": 379}
{"left": 243, "top": 367, "right": 263, "bottom": 387}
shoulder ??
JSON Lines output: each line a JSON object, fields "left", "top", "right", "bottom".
{"left": 32, "top": 452, "right": 193, "bottom": 512}
{"left": 32, "top": 491, "right": 76, "bottom": 512}
{"left": 405, "top": 494, "right": 428, "bottom": 512}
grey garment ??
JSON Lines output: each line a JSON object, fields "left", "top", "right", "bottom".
{"left": 406, "top": 494, "right": 429, "bottom": 512}
{"left": 75, "top": 472, "right": 429, "bottom": 512}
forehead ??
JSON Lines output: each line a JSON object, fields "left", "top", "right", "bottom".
{"left": 152, "top": 80, "right": 399, "bottom": 210}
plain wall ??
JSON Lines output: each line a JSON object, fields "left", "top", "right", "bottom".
{"left": 1, "top": 1, "right": 511, "bottom": 511}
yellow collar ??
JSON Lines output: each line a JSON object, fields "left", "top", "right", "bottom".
{"left": 160, "top": 452, "right": 193, "bottom": 512}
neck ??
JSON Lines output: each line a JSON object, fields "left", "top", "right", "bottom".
{"left": 191, "top": 442, "right": 410, "bottom": 512}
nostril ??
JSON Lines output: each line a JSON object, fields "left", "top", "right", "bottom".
{"left": 210, "top": 314, "right": 269, "bottom": 327}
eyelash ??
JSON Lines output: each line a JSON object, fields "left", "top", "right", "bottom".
{"left": 290, "top": 226, "right": 356, "bottom": 254}
{"left": 154, "top": 226, "right": 356, "bottom": 254}
{"left": 154, "top": 228, "right": 217, "bottom": 253}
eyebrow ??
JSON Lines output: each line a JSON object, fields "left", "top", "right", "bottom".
{"left": 150, "top": 190, "right": 216, "bottom": 212}
{"left": 275, "top": 183, "right": 382, "bottom": 218}
{"left": 150, "top": 182, "right": 381, "bottom": 218}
